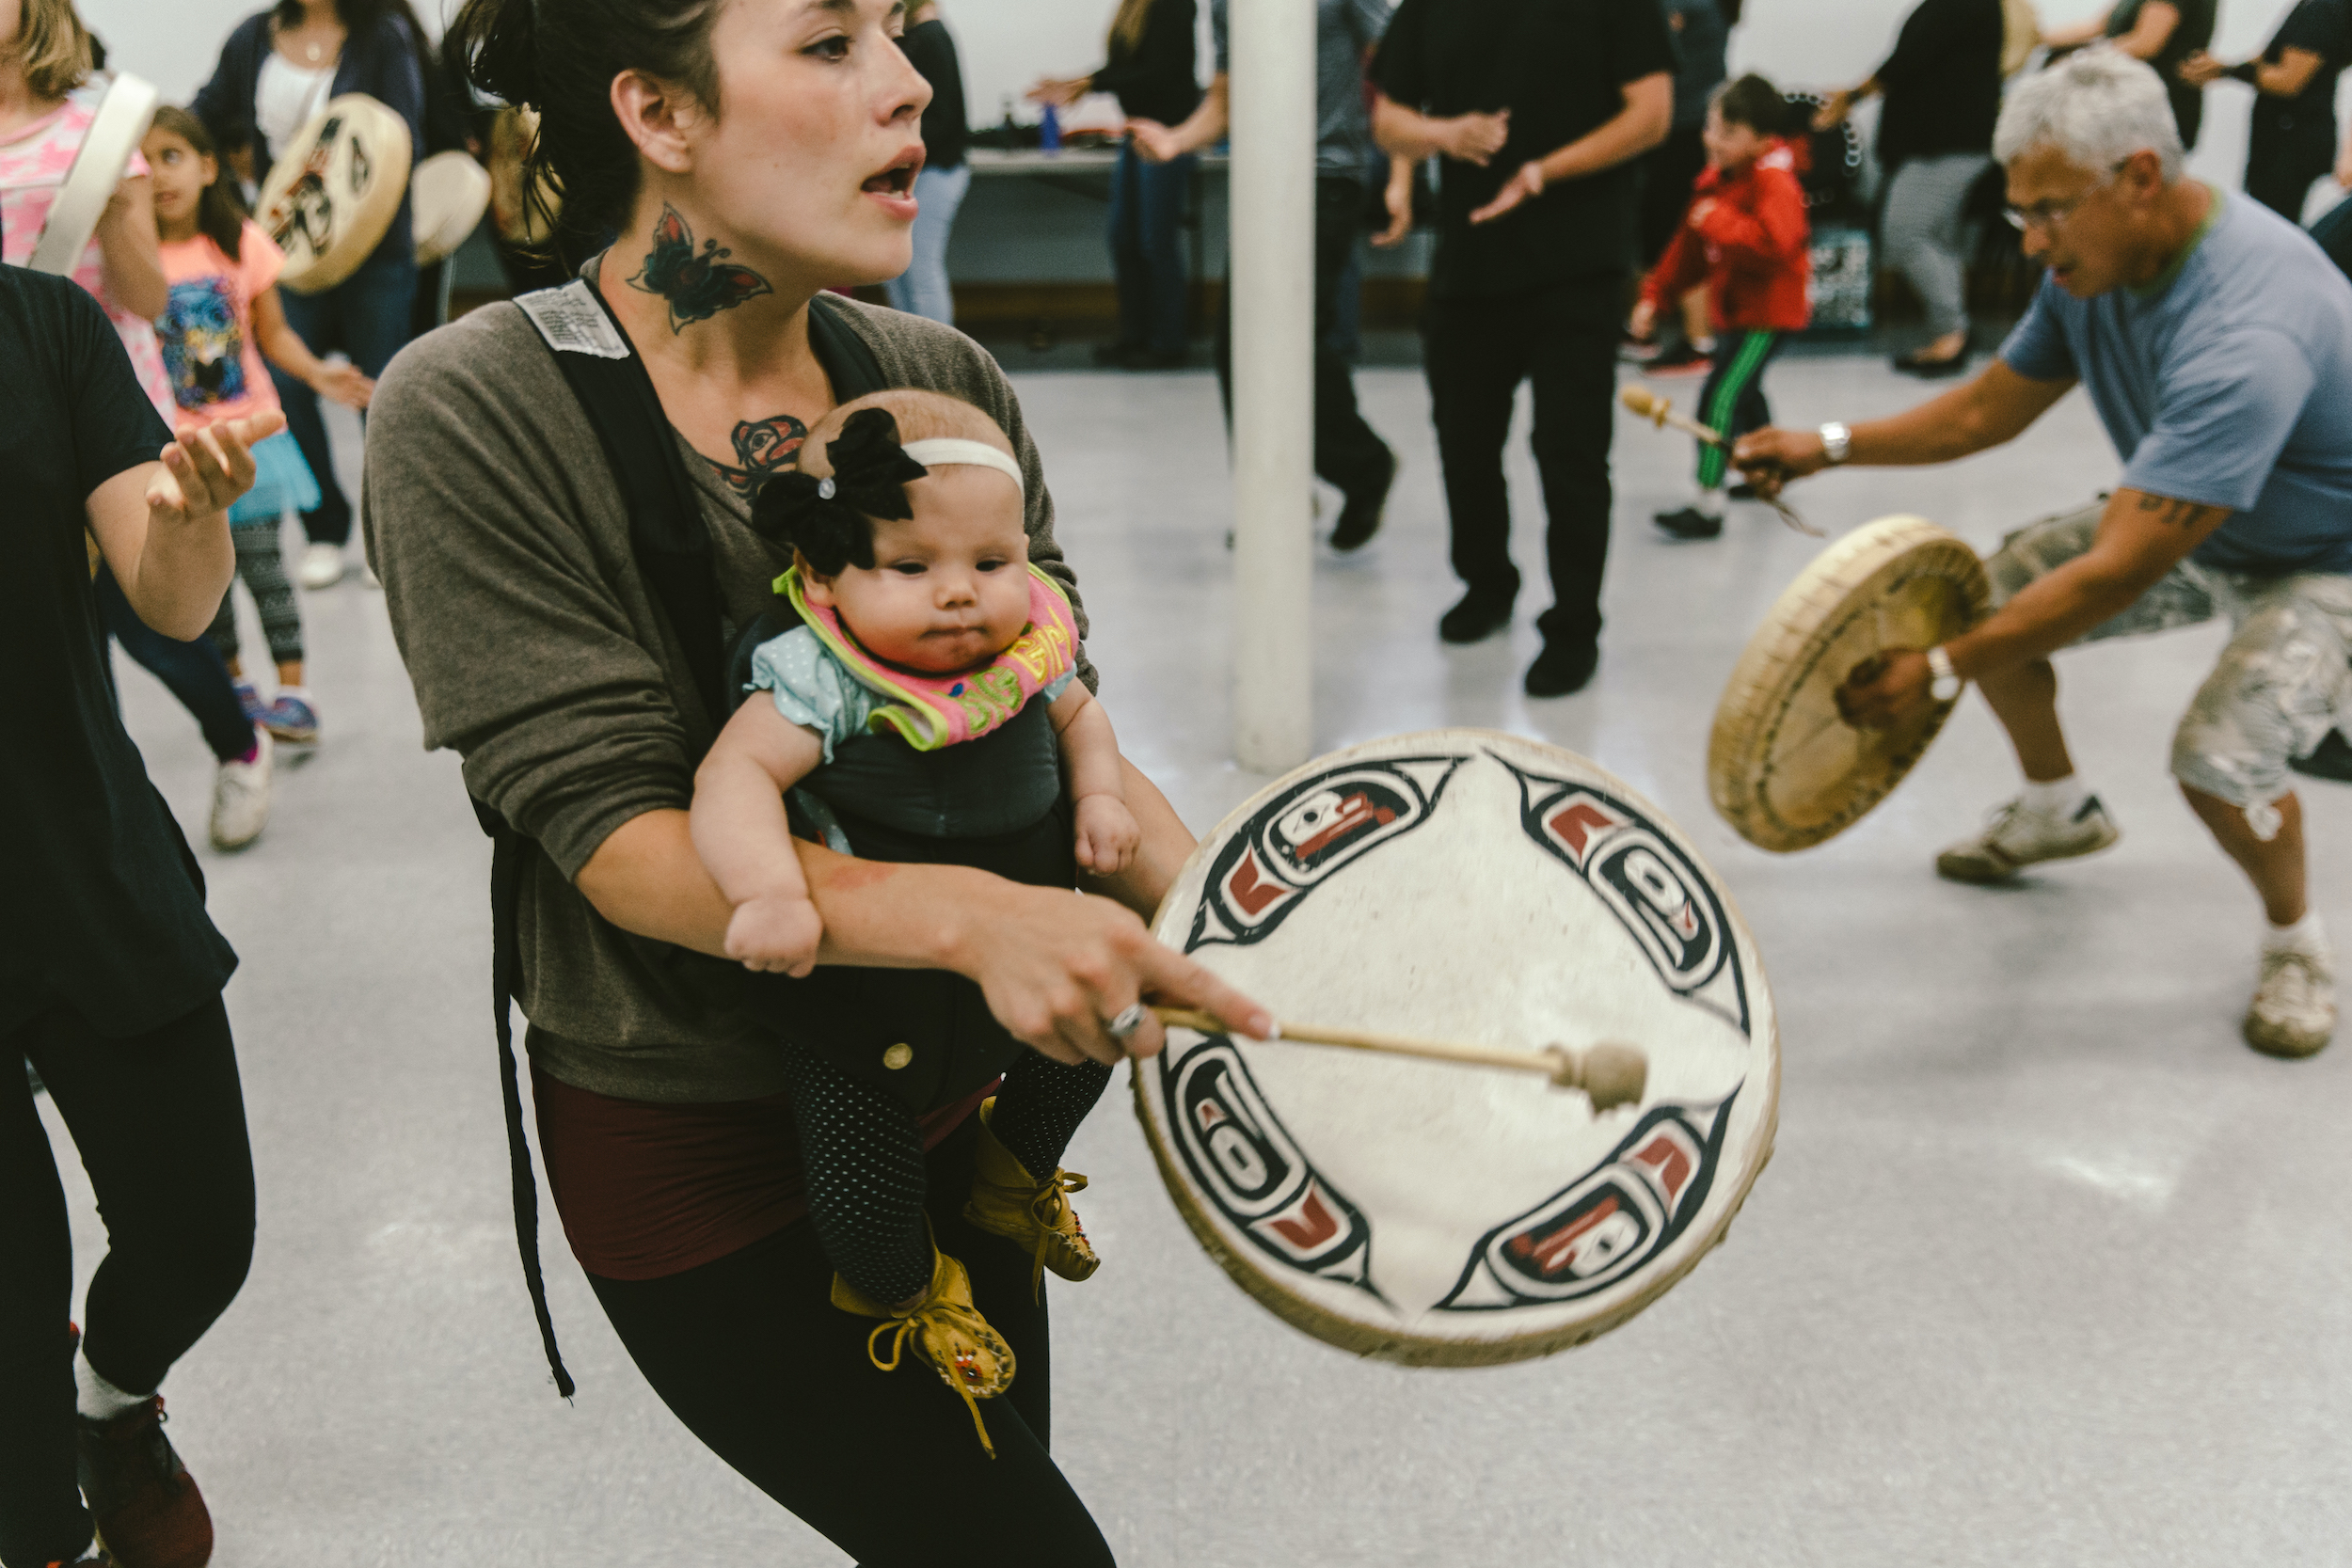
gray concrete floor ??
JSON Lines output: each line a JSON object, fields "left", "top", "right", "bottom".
{"left": 56, "top": 351, "right": 2352, "bottom": 1565}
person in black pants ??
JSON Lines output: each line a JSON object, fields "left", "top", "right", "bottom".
{"left": 1030, "top": 0, "right": 1203, "bottom": 367}
{"left": 2182, "top": 2, "right": 2352, "bottom": 222}
{"left": 1373, "top": 0, "right": 1677, "bottom": 696}
{"left": 1, "top": 264, "right": 273, "bottom": 1568}
{"left": 1630, "top": 0, "right": 1728, "bottom": 371}
{"left": 1131, "top": 0, "right": 1400, "bottom": 547}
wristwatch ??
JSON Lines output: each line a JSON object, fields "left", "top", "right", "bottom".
{"left": 1819, "top": 421, "right": 1851, "bottom": 466}
{"left": 1927, "top": 644, "right": 1962, "bottom": 703}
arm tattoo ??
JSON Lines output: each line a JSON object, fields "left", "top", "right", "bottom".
{"left": 712, "top": 414, "right": 810, "bottom": 499}
{"left": 2132, "top": 492, "right": 2228, "bottom": 531}
{"left": 626, "top": 203, "right": 773, "bottom": 332}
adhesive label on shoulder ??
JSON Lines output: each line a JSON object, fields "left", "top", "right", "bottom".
{"left": 516, "top": 280, "right": 630, "bottom": 360}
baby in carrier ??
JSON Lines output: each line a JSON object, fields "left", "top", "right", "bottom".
{"left": 691, "top": 388, "right": 1139, "bottom": 1452}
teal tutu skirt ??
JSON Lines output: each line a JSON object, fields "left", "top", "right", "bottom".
{"left": 228, "top": 429, "right": 323, "bottom": 524}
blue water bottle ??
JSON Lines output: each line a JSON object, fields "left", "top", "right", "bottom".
{"left": 1041, "top": 103, "right": 1062, "bottom": 154}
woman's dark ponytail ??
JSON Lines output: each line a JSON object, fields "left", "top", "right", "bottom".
{"left": 443, "top": 0, "right": 723, "bottom": 266}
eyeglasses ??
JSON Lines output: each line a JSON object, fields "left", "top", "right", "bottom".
{"left": 2002, "top": 161, "right": 2132, "bottom": 235}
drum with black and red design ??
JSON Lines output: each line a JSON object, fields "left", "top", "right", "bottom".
{"left": 1136, "top": 729, "right": 1777, "bottom": 1367}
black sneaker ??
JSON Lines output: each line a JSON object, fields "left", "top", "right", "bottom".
{"left": 2292, "top": 729, "right": 2352, "bottom": 783}
{"left": 1894, "top": 346, "right": 1969, "bottom": 377}
{"left": 1727, "top": 482, "right": 1760, "bottom": 501}
{"left": 1653, "top": 506, "right": 1723, "bottom": 539}
{"left": 1090, "top": 342, "right": 1141, "bottom": 368}
{"left": 1330, "top": 446, "right": 1396, "bottom": 551}
{"left": 76, "top": 1397, "right": 212, "bottom": 1568}
{"left": 1524, "top": 639, "right": 1600, "bottom": 697}
{"left": 1438, "top": 590, "right": 1515, "bottom": 644}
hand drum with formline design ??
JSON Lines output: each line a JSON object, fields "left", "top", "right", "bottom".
{"left": 1136, "top": 730, "right": 1778, "bottom": 1367}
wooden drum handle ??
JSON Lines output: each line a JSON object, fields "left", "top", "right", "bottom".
{"left": 1152, "top": 1008, "right": 1648, "bottom": 1111}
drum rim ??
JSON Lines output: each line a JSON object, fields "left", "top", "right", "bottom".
{"left": 412, "top": 150, "right": 491, "bottom": 265}
{"left": 254, "top": 91, "right": 413, "bottom": 295}
{"left": 25, "top": 73, "right": 160, "bottom": 277}
{"left": 1136, "top": 726, "right": 1781, "bottom": 1368}
{"left": 1707, "top": 517, "right": 1991, "bottom": 854}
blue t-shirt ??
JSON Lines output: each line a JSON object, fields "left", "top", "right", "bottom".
{"left": 1999, "top": 189, "right": 2352, "bottom": 576}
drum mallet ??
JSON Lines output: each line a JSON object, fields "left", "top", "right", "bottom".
{"left": 1619, "top": 386, "right": 1822, "bottom": 537}
{"left": 1152, "top": 1009, "right": 1647, "bottom": 1112}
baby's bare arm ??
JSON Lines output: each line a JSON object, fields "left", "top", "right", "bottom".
{"left": 691, "top": 699, "right": 827, "bottom": 908}
{"left": 1052, "top": 685, "right": 1141, "bottom": 875}
{"left": 1049, "top": 684, "right": 1128, "bottom": 805}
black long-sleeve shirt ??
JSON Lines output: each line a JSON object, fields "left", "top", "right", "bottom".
{"left": 1089, "top": 0, "right": 1203, "bottom": 125}
{"left": 1874, "top": 0, "right": 2004, "bottom": 171}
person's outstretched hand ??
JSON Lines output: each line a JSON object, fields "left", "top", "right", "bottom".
{"left": 1126, "top": 118, "right": 1181, "bottom": 163}
{"left": 960, "top": 882, "right": 1272, "bottom": 1068}
{"left": 149, "top": 409, "right": 286, "bottom": 528}
{"left": 1374, "top": 165, "right": 1415, "bottom": 247}
{"left": 1469, "top": 159, "right": 1544, "bottom": 224}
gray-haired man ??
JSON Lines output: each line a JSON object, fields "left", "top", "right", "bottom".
{"left": 1736, "top": 49, "right": 2352, "bottom": 1059}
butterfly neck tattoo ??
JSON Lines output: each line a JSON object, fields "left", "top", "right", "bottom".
{"left": 626, "top": 203, "right": 774, "bottom": 332}
{"left": 714, "top": 414, "right": 812, "bottom": 500}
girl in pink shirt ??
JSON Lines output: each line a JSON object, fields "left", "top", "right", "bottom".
{"left": 145, "top": 105, "right": 372, "bottom": 745}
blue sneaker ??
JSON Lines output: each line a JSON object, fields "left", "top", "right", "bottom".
{"left": 232, "top": 679, "right": 265, "bottom": 721}
{"left": 262, "top": 691, "right": 319, "bottom": 744}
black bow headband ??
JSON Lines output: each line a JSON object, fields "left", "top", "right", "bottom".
{"left": 752, "top": 407, "right": 930, "bottom": 574}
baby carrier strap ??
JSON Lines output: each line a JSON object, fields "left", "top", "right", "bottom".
{"left": 473, "top": 279, "right": 884, "bottom": 1397}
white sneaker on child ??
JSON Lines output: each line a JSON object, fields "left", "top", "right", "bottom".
{"left": 209, "top": 730, "right": 272, "bottom": 850}
{"left": 297, "top": 543, "right": 345, "bottom": 589}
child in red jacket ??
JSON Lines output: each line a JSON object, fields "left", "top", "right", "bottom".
{"left": 1633, "top": 75, "right": 1813, "bottom": 539}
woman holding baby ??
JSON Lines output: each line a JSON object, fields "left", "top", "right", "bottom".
{"left": 367, "top": 0, "right": 1264, "bottom": 1557}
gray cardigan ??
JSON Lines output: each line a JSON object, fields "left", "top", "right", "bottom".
{"left": 363, "top": 282, "right": 1089, "bottom": 1102}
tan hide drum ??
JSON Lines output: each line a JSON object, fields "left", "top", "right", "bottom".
{"left": 1708, "top": 515, "right": 1991, "bottom": 853}
{"left": 1136, "top": 729, "right": 1778, "bottom": 1367}
{"left": 411, "top": 150, "right": 491, "bottom": 265}
{"left": 255, "top": 94, "right": 411, "bottom": 293}
{"left": 24, "top": 73, "right": 159, "bottom": 276}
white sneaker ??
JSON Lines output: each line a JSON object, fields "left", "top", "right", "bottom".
{"left": 209, "top": 729, "right": 272, "bottom": 850}
{"left": 297, "top": 542, "right": 346, "bottom": 589}
{"left": 2245, "top": 943, "right": 2336, "bottom": 1058}
{"left": 1935, "top": 795, "right": 2120, "bottom": 884}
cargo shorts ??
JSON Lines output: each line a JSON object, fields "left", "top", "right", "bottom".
{"left": 1987, "top": 501, "right": 2352, "bottom": 817}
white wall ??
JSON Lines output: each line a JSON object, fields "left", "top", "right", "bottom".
{"left": 76, "top": 0, "right": 2352, "bottom": 222}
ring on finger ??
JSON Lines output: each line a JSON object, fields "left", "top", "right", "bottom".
{"left": 1104, "top": 1002, "right": 1151, "bottom": 1041}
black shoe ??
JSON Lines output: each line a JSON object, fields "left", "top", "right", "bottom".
{"left": 1727, "top": 482, "right": 1759, "bottom": 501}
{"left": 1524, "top": 639, "right": 1600, "bottom": 697}
{"left": 1438, "top": 590, "right": 1514, "bottom": 644}
{"left": 1090, "top": 341, "right": 1141, "bottom": 368}
{"left": 1895, "top": 346, "right": 1969, "bottom": 377}
{"left": 2292, "top": 728, "right": 2352, "bottom": 783}
{"left": 1330, "top": 446, "right": 1397, "bottom": 551}
{"left": 1653, "top": 506, "right": 1724, "bottom": 539}
{"left": 1130, "top": 347, "right": 1188, "bottom": 370}
{"left": 76, "top": 1397, "right": 213, "bottom": 1568}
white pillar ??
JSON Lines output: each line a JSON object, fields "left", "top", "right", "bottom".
{"left": 1227, "top": 0, "right": 1317, "bottom": 773}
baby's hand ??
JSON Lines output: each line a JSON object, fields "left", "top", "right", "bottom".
{"left": 1073, "top": 793, "right": 1141, "bottom": 875}
{"left": 724, "top": 893, "right": 824, "bottom": 976}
